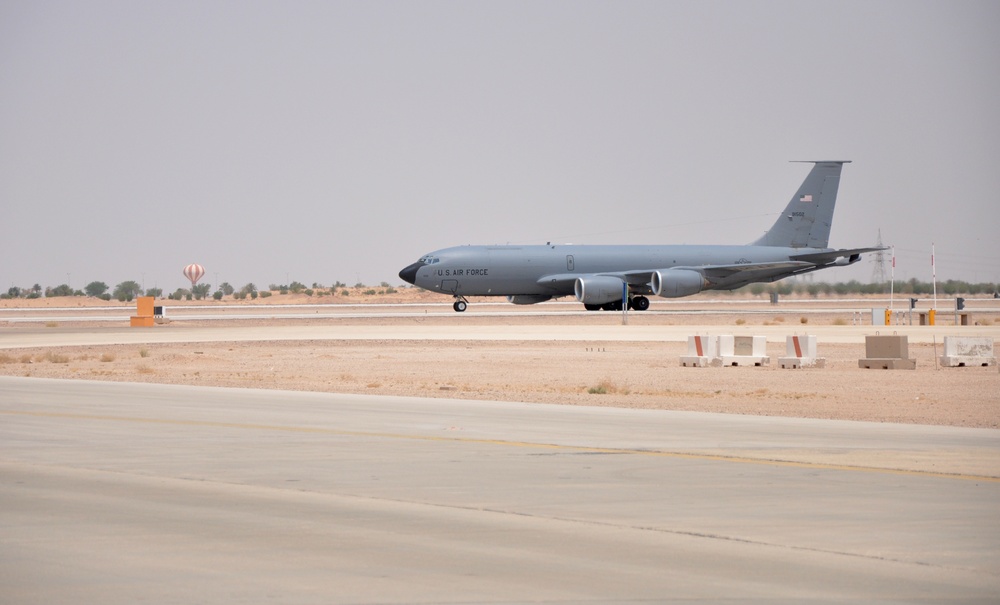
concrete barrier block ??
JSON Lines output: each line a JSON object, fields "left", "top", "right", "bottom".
{"left": 859, "top": 335, "right": 916, "bottom": 370}
{"left": 716, "top": 335, "right": 769, "bottom": 367}
{"left": 940, "top": 336, "right": 996, "bottom": 367}
{"left": 680, "top": 335, "right": 717, "bottom": 367}
{"left": 778, "top": 335, "right": 826, "bottom": 369}
{"left": 859, "top": 358, "right": 917, "bottom": 370}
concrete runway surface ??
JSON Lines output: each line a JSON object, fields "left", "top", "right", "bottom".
{"left": 2, "top": 376, "right": 998, "bottom": 604}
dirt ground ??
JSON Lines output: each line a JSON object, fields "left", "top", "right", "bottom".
{"left": 3, "top": 291, "right": 998, "bottom": 427}
{"left": 3, "top": 329, "right": 998, "bottom": 429}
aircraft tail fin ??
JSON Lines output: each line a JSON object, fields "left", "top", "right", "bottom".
{"left": 752, "top": 161, "right": 850, "bottom": 249}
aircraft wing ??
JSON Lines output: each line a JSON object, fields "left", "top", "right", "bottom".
{"left": 630, "top": 259, "right": 825, "bottom": 292}
{"left": 536, "top": 246, "right": 885, "bottom": 294}
{"left": 789, "top": 247, "right": 886, "bottom": 264}
{"left": 696, "top": 261, "right": 813, "bottom": 289}
{"left": 620, "top": 262, "right": 813, "bottom": 290}
{"left": 537, "top": 262, "right": 814, "bottom": 294}
{"left": 698, "top": 247, "right": 886, "bottom": 289}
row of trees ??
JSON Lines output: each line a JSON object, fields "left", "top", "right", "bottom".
{"left": 2, "top": 280, "right": 403, "bottom": 302}
{"left": 5, "top": 281, "right": 149, "bottom": 302}
{"left": 746, "top": 278, "right": 999, "bottom": 297}
{"left": 4, "top": 278, "right": 998, "bottom": 302}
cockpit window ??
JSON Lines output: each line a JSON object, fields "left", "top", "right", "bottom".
{"left": 419, "top": 256, "right": 440, "bottom": 264}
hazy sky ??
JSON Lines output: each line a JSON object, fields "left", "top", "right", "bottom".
{"left": 3, "top": 0, "right": 998, "bottom": 294}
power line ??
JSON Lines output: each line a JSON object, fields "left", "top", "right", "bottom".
{"left": 870, "top": 229, "right": 887, "bottom": 283}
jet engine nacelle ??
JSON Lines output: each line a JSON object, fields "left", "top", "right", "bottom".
{"left": 651, "top": 269, "right": 706, "bottom": 298}
{"left": 574, "top": 275, "right": 625, "bottom": 305}
{"left": 834, "top": 253, "right": 862, "bottom": 266}
{"left": 506, "top": 294, "right": 552, "bottom": 305}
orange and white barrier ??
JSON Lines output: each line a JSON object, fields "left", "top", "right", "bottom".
{"left": 680, "top": 335, "right": 717, "bottom": 367}
{"left": 778, "top": 335, "right": 825, "bottom": 369}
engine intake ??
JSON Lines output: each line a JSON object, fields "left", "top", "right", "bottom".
{"left": 574, "top": 276, "right": 625, "bottom": 305}
{"left": 651, "top": 269, "right": 706, "bottom": 298}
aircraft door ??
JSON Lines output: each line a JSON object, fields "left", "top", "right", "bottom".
{"left": 440, "top": 279, "right": 459, "bottom": 294}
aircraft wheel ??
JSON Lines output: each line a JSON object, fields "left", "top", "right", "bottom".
{"left": 453, "top": 300, "right": 468, "bottom": 312}
{"left": 584, "top": 304, "right": 602, "bottom": 311}
{"left": 632, "top": 296, "right": 650, "bottom": 311}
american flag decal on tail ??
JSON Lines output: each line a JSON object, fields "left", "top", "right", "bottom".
{"left": 799, "top": 194, "right": 813, "bottom": 202}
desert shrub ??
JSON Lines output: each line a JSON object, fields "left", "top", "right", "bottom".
{"left": 587, "top": 380, "right": 628, "bottom": 395}
{"left": 45, "top": 352, "right": 70, "bottom": 363}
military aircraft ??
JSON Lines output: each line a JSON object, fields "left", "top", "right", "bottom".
{"left": 399, "top": 161, "right": 882, "bottom": 312}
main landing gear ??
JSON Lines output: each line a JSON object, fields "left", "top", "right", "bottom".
{"left": 584, "top": 296, "right": 650, "bottom": 312}
{"left": 452, "top": 296, "right": 469, "bottom": 312}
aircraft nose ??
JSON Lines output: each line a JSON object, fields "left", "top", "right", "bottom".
{"left": 398, "top": 261, "right": 424, "bottom": 285}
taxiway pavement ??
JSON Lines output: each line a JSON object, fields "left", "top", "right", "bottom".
{"left": 2, "top": 376, "right": 998, "bottom": 603}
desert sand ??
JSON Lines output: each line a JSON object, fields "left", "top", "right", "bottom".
{"left": 2, "top": 291, "right": 998, "bottom": 428}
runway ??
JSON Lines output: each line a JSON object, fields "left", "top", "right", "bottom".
{"left": 2, "top": 376, "right": 998, "bottom": 603}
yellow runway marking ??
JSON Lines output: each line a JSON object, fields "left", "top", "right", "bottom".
{"left": 4, "top": 409, "right": 998, "bottom": 483}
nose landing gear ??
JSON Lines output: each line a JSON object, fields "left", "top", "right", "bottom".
{"left": 453, "top": 297, "right": 469, "bottom": 312}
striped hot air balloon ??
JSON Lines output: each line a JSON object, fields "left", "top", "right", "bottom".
{"left": 183, "top": 263, "right": 205, "bottom": 288}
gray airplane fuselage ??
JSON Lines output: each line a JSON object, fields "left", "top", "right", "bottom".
{"left": 399, "top": 161, "right": 881, "bottom": 311}
{"left": 402, "top": 243, "right": 827, "bottom": 298}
